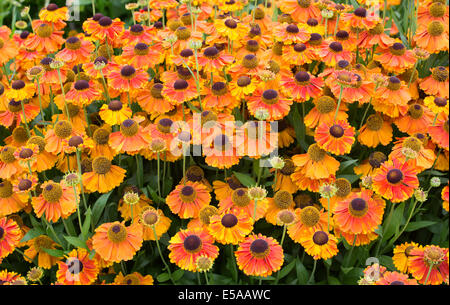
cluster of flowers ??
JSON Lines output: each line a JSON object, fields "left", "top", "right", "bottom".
{"left": 0, "top": 0, "right": 449, "bottom": 285}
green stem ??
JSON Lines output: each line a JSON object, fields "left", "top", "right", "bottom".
{"left": 344, "top": 235, "right": 357, "bottom": 267}
{"left": 204, "top": 272, "right": 209, "bottom": 285}
{"left": 327, "top": 198, "right": 331, "bottom": 233}
{"left": 73, "top": 185, "right": 83, "bottom": 232}
{"left": 253, "top": 199, "right": 258, "bottom": 223}
{"left": 75, "top": 149, "right": 88, "bottom": 211}
{"left": 36, "top": 78, "right": 44, "bottom": 122}
{"left": 423, "top": 264, "right": 434, "bottom": 285}
{"left": 375, "top": 201, "right": 394, "bottom": 257}
{"left": 20, "top": 100, "right": 31, "bottom": 137}
{"left": 384, "top": 198, "right": 418, "bottom": 251}
{"left": 99, "top": 70, "right": 111, "bottom": 103}
{"left": 56, "top": 68, "right": 70, "bottom": 122}
{"left": 307, "top": 260, "right": 317, "bottom": 284}
{"left": 157, "top": 152, "right": 161, "bottom": 197}
{"left": 229, "top": 244, "right": 238, "bottom": 283}
{"left": 408, "top": 61, "right": 418, "bottom": 87}
{"left": 333, "top": 85, "right": 343, "bottom": 123}
{"left": 91, "top": 0, "right": 96, "bottom": 15}
{"left": 153, "top": 225, "right": 176, "bottom": 284}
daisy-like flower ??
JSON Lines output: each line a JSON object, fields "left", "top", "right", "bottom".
{"left": 161, "top": 78, "right": 199, "bottom": 105}
{"left": 83, "top": 16, "right": 124, "bottom": 43}
{"left": 197, "top": 46, "right": 234, "bottom": 73}
{"left": 228, "top": 75, "right": 257, "bottom": 101}
{"left": 280, "top": 71, "right": 323, "bottom": 103}
{"left": 121, "top": 42, "right": 161, "bottom": 70}
{"left": 423, "top": 96, "right": 448, "bottom": 115}
{"left": 0, "top": 217, "right": 22, "bottom": 259}
{"left": 108, "top": 64, "right": 148, "bottom": 93}
{"left": 109, "top": 117, "right": 151, "bottom": 154}
{"left": 414, "top": 21, "right": 449, "bottom": 54}
{"left": 372, "top": 159, "right": 420, "bottom": 203}
{"left": 203, "top": 134, "right": 241, "bottom": 169}
{"left": 281, "top": 42, "right": 316, "bottom": 66}
{"left": 218, "top": 188, "right": 268, "bottom": 221}
{"left": 333, "top": 189, "right": 385, "bottom": 235}
{"left": 272, "top": 158, "right": 298, "bottom": 194}
{"left": 26, "top": 136, "right": 57, "bottom": 173}
{"left": 304, "top": 95, "right": 348, "bottom": 129}
{"left": 358, "top": 22, "right": 396, "bottom": 49}
{"left": 265, "top": 191, "right": 295, "bottom": 225}
{"left": 287, "top": 206, "right": 329, "bottom": 242}
{"left": 92, "top": 221, "right": 143, "bottom": 263}
{"left": 24, "top": 22, "right": 65, "bottom": 54}
{"left": 389, "top": 136, "right": 435, "bottom": 172}
{"left": 341, "top": 7, "right": 378, "bottom": 31}
{"left": 392, "top": 242, "right": 421, "bottom": 274}
{"left": 0, "top": 270, "right": 24, "bottom": 285}
{"left": 408, "top": 245, "right": 449, "bottom": 285}
{"left": 235, "top": 233, "right": 284, "bottom": 277}
{"left": 394, "top": 103, "right": 434, "bottom": 135}
{"left": 45, "top": 120, "right": 78, "bottom": 155}
{"left": 420, "top": 66, "right": 449, "bottom": 99}
{"left": 82, "top": 156, "right": 126, "bottom": 193}
{"left": 319, "top": 177, "right": 353, "bottom": 212}
{"left": 122, "top": 24, "right": 154, "bottom": 45}
{"left": 314, "top": 120, "right": 355, "bottom": 155}
{"left": 0, "top": 146, "right": 23, "bottom": 180}
{"left": 65, "top": 80, "right": 102, "bottom": 105}
{"left": 166, "top": 182, "right": 211, "bottom": 219}
{"left": 136, "top": 82, "right": 175, "bottom": 115}
{"left": 56, "top": 248, "right": 99, "bottom": 285}
{"left": 5, "top": 80, "right": 35, "bottom": 101}
{"left": 247, "top": 88, "right": 293, "bottom": 121}
{"left": 23, "top": 235, "right": 62, "bottom": 269}
{"left": 56, "top": 36, "right": 95, "bottom": 67}
{"left": 428, "top": 113, "right": 449, "bottom": 150}
{"left": 0, "top": 26, "right": 19, "bottom": 65}
{"left": 298, "top": 229, "right": 339, "bottom": 260}
{"left": 139, "top": 207, "right": 172, "bottom": 241}
{"left": 358, "top": 113, "right": 393, "bottom": 147}
{"left": 375, "top": 271, "right": 418, "bottom": 285}
{"left": 168, "top": 227, "right": 219, "bottom": 272}
{"left": 208, "top": 208, "right": 254, "bottom": 245}
{"left": 0, "top": 179, "right": 28, "bottom": 218}
{"left": 113, "top": 272, "right": 154, "bottom": 285}
{"left": 214, "top": 17, "right": 249, "bottom": 41}
{"left": 291, "top": 143, "right": 340, "bottom": 180}
{"left": 373, "top": 76, "right": 411, "bottom": 118}
{"left": 273, "top": 23, "right": 310, "bottom": 44}
{"left": 39, "top": 3, "right": 69, "bottom": 24}
{"left": 318, "top": 40, "right": 353, "bottom": 67}
{"left": 31, "top": 180, "right": 78, "bottom": 223}
{"left": 375, "top": 42, "right": 416, "bottom": 74}
{"left": 99, "top": 100, "right": 132, "bottom": 126}
{"left": 279, "top": 0, "right": 321, "bottom": 21}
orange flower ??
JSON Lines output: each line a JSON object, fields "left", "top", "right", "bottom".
{"left": 121, "top": 42, "right": 161, "bottom": 70}
{"left": 0, "top": 146, "right": 23, "bottom": 180}
{"left": 372, "top": 159, "right": 420, "bottom": 203}
{"left": 273, "top": 23, "right": 310, "bottom": 44}
{"left": 358, "top": 113, "right": 393, "bottom": 147}
{"left": 168, "top": 227, "right": 219, "bottom": 272}
{"left": 427, "top": 112, "right": 449, "bottom": 150}
{"left": 247, "top": 88, "right": 293, "bottom": 121}
{"left": 414, "top": 21, "right": 449, "bottom": 54}
{"left": 341, "top": 7, "right": 378, "bottom": 30}
{"left": 92, "top": 221, "right": 143, "bottom": 263}
{"left": 0, "top": 180, "right": 28, "bottom": 218}
{"left": 83, "top": 16, "right": 124, "bottom": 42}
{"left": 161, "top": 78, "right": 199, "bottom": 105}
{"left": 0, "top": 26, "right": 19, "bottom": 65}
{"left": 280, "top": 71, "right": 323, "bottom": 102}
{"left": 24, "top": 22, "right": 65, "bottom": 54}
{"left": 304, "top": 95, "right": 348, "bottom": 129}
{"left": 113, "top": 271, "right": 154, "bottom": 285}
{"left": 136, "top": 83, "right": 175, "bottom": 115}
{"left": 197, "top": 46, "right": 234, "bottom": 73}
{"left": 389, "top": 136, "right": 436, "bottom": 171}
{"left": 56, "top": 248, "right": 99, "bottom": 285}
{"left": 314, "top": 120, "right": 355, "bottom": 155}
{"left": 203, "top": 134, "right": 241, "bottom": 169}
{"left": 31, "top": 180, "right": 78, "bottom": 223}
{"left": 333, "top": 189, "right": 385, "bottom": 234}
{"left": 99, "top": 100, "right": 132, "bottom": 126}
{"left": 39, "top": 3, "right": 69, "bottom": 24}
{"left": 291, "top": 143, "right": 340, "bottom": 180}
{"left": 298, "top": 228, "right": 339, "bottom": 260}
{"left": 279, "top": 0, "right": 321, "bottom": 22}
{"left": 109, "top": 117, "right": 151, "bottom": 154}
{"left": 408, "top": 245, "right": 449, "bottom": 285}
{"left": 375, "top": 271, "right": 418, "bottom": 285}
{"left": 65, "top": 80, "right": 102, "bottom": 105}
{"left": 317, "top": 40, "right": 353, "bottom": 67}
{"left": 108, "top": 65, "right": 149, "bottom": 93}
{"left": 122, "top": 24, "right": 155, "bottom": 45}
{"left": 419, "top": 66, "right": 449, "bottom": 99}
{"left": 281, "top": 42, "right": 316, "bottom": 66}
{"left": 394, "top": 103, "right": 434, "bottom": 135}
{"left": 375, "top": 42, "right": 416, "bottom": 74}
{"left": 208, "top": 208, "right": 254, "bottom": 245}
{"left": 373, "top": 76, "right": 411, "bottom": 118}
{"left": 82, "top": 156, "right": 126, "bottom": 193}
{"left": 166, "top": 182, "right": 211, "bottom": 219}
{"left": 218, "top": 188, "right": 268, "bottom": 221}
{"left": 235, "top": 233, "right": 284, "bottom": 277}
{"left": 287, "top": 206, "right": 329, "bottom": 242}
{"left": 0, "top": 217, "right": 21, "bottom": 259}
{"left": 56, "top": 36, "right": 95, "bottom": 67}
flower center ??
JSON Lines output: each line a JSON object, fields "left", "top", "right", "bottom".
{"left": 150, "top": 83, "right": 163, "bottom": 98}
{"left": 316, "top": 96, "right": 336, "bottom": 114}
{"left": 261, "top": 89, "right": 279, "bottom": 105}
{"left": 173, "top": 79, "right": 189, "bottom": 90}
{"left": 157, "top": 118, "right": 173, "bottom": 134}
{"left": 92, "top": 156, "right": 112, "bottom": 174}
{"left": 280, "top": 159, "right": 295, "bottom": 175}
{"left": 123, "top": 274, "right": 140, "bottom": 285}
{"left": 142, "top": 210, "right": 159, "bottom": 226}
{"left": 407, "top": 104, "right": 423, "bottom": 119}
{"left": 366, "top": 114, "right": 384, "bottom": 131}
{"left": 432, "top": 66, "right": 449, "bottom": 82}
{"left": 54, "top": 120, "right": 74, "bottom": 140}
{"left": 33, "top": 235, "right": 54, "bottom": 251}
{"left": 237, "top": 75, "right": 251, "bottom": 87}
{"left": 348, "top": 197, "right": 368, "bottom": 217}
{"left": 221, "top": 214, "right": 238, "bottom": 228}
{"left": 42, "top": 183, "right": 63, "bottom": 203}
{"left": 300, "top": 206, "right": 320, "bottom": 227}
{"left": 387, "top": 169, "right": 403, "bottom": 184}
{"left": 186, "top": 166, "right": 204, "bottom": 182}
{"left": 180, "top": 48, "right": 194, "bottom": 58}
{"left": 12, "top": 80, "right": 25, "bottom": 90}
{"left": 107, "top": 224, "right": 127, "bottom": 243}
{"left": 335, "top": 30, "right": 349, "bottom": 41}
{"left": 354, "top": 7, "right": 367, "bottom": 17}
{"left": 18, "top": 147, "right": 33, "bottom": 159}
{"left": 273, "top": 190, "right": 293, "bottom": 209}
{"left": 387, "top": 76, "right": 401, "bottom": 90}
{"left": 294, "top": 71, "right": 310, "bottom": 85}
{"left": 27, "top": 136, "right": 45, "bottom": 153}
{"left": 307, "top": 18, "right": 318, "bottom": 26}
{"left": 245, "top": 40, "right": 259, "bottom": 52}
{"left": 307, "top": 144, "right": 326, "bottom": 162}
{"left": 93, "top": 128, "right": 110, "bottom": 145}
{"left": 335, "top": 178, "right": 351, "bottom": 197}
{"left": 98, "top": 16, "right": 113, "bottom": 27}
{"left": 92, "top": 13, "right": 104, "bottom": 21}
{"left": 297, "top": 0, "right": 311, "bottom": 8}
{"left": 183, "top": 234, "right": 202, "bottom": 253}
{"left": 37, "top": 24, "right": 52, "bottom": 38}
{"left": 18, "top": 179, "right": 32, "bottom": 191}
{"left": 272, "top": 41, "right": 283, "bottom": 55}
{"left": 369, "top": 23, "right": 384, "bottom": 35}
{"left": 224, "top": 19, "right": 237, "bottom": 29}
{"left": 242, "top": 54, "right": 258, "bottom": 69}
{"left": 329, "top": 41, "right": 343, "bottom": 52}
{"left": 66, "top": 37, "right": 81, "bottom": 50}
{"left": 0, "top": 181, "right": 13, "bottom": 198}
{"left": 46, "top": 3, "right": 58, "bottom": 11}
{"left": 434, "top": 97, "right": 447, "bottom": 107}
{"left": 369, "top": 151, "right": 387, "bottom": 168}
{"left": 198, "top": 206, "right": 218, "bottom": 225}
{"left": 286, "top": 24, "right": 299, "bottom": 34}
{"left": 403, "top": 137, "right": 422, "bottom": 152}
{"left": 68, "top": 135, "right": 83, "bottom": 148}
{"left": 203, "top": 46, "right": 219, "bottom": 59}
{"left": 134, "top": 42, "right": 149, "bottom": 55}
{"left": 308, "top": 33, "right": 322, "bottom": 45}
{"left": 250, "top": 239, "right": 269, "bottom": 258}
{"left": 329, "top": 124, "right": 344, "bottom": 138}
{"left": 67, "top": 258, "right": 84, "bottom": 275}
{"left": 130, "top": 24, "right": 144, "bottom": 35}
{"left": 108, "top": 99, "right": 123, "bottom": 111}
{"left": 254, "top": 8, "right": 265, "bottom": 19}
{"left": 429, "top": 2, "right": 445, "bottom": 17}
{"left": 120, "top": 65, "right": 136, "bottom": 79}
{"left": 232, "top": 188, "right": 251, "bottom": 207}
{"left": 211, "top": 82, "right": 227, "bottom": 96}
{"left": 180, "top": 185, "right": 197, "bottom": 202}
{"left": 427, "top": 21, "right": 444, "bottom": 36}
{"left": 390, "top": 43, "right": 406, "bottom": 56}
{"left": 390, "top": 281, "right": 405, "bottom": 285}
{"left": 312, "top": 231, "right": 329, "bottom": 245}
{"left": 120, "top": 119, "right": 139, "bottom": 137}
{"left": 175, "top": 26, "right": 191, "bottom": 40}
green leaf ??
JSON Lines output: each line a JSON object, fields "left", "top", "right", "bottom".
{"left": 404, "top": 221, "right": 437, "bottom": 232}
{"left": 295, "top": 258, "right": 309, "bottom": 284}
{"left": 20, "top": 228, "right": 45, "bottom": 243}
{"left": 157, "top": 273, "right": 170, "bottom": 283}
{"left": 328, "top": 276, "right": 340, "bottom": 285}
{"left": 82, "top": 208, "right": 92, "bottom": 239}
{"left": 172, "top": 269, "right": 184, "bottom": 281}
{"left": 337, "top": 174, "right": 361, "bottom": 184}
{"left": 91, "top": 191, "right": 112, "bottom": 226}
{"left": 233, "top": 171, "right": 256, "bottom": 187}
{"left": 338, "top": 159, "right": 359, "bottom": 172}
{"left": 278, "top": 259, "right": 296, "bottom": 280}
{"left": 384, "top": 202, "right": 405, "bottom": 241}
{"left": 340, "top": 266, "right": 353, "bottom": 274}
{"left": 64, "top": 236, "right": 88, "bottom": 250}
{"left": 41, "top": 248, "right": 65, "bottom": 257}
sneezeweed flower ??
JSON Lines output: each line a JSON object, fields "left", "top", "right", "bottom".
{"left": 23, "top": 235, "right": 62, "bottom": 269}
{"left": 372, "top": 159, "right": 420, "bottom": 203}
{"left": 109, "top": 117, "right": 151, "bottom": 154}
{"left": 196, "top": 255, "right": 214, "bottom": 273}
{"left": 56, "top": 36, "right": 95, "bottom": 66}
{"left": 427, "top": 113, "right": 449, "bottom": 150}
{"left": 333, "top": 189, "right": 385, "bottom": 235}
{"left": 56, "top": 248, "right": 99, "bottom": 285}
{"left": 423, "top": 96, "right": 448, "bottom": 115}
{"left": 139, "top": 207, "right": 171, "bottom": 241}
{"left": 92, "top": 221, "right": 143, "bottom": 263}
{"left": 315, "top": 120, "right": 355, "bottom": 155}
{"left": 136, "top": 83, "right": 175, "bottom": 115}
{"left": 272, "top": 158, "right": 298, "bottom": 194}
{"left": 277, "top": 209, "right": 296, "bottom": 226}
{"left": 279, "top": 0, "right": 321, "bottom": 21}
{"left": 394, "top": 103, "right": 434, "bottom": 135}
{"left": 235, "top": 233, "right": 284, "bottom": 277}
{"left": 90, "top": 127, "right": 118, "bottom": 160}
{"left": 13, "top": 144, "right": 39, "bottom": 168}
{"left": 108, "top": 64, "right": 148, "bottom": 93}
{"left": 65, "top": 80, "right": 101, "bottom": 104}
{"left": 375, "top": 271, "right": 418, "bottom": 285}
{"left": 414, "top": 21, "right": 449, "bottom": 54}
{"left": 273, "top": 22, "right": 310, "bottom": 44}
{"left": 0, "top": 180, "right": 28, "bottom": 218}
{"left": 208, "top": 209, "right": 254, "bottom": 245}
{"left": 265, "top": 190, "right": 295, "bottom": 225}
{"left": 420, "top": 66, "right": 449, "bottom": 99}
{"left": 408, "top": 245, "right": 449, "bottom": 285}
{"left": 298, "top": 229, "right": 339, "bottom": 260}
{"left": 214, "top": 17, "right": 249, "bottom": 41}
{"left": 288, "top": 206, "right": 329, "bottom": 243}
{"left": 373, "top": 76, "right": 411, "bottom": 118}
{"left": 280, "top": 71, "right": 324, "bottom": 103}
{"left": 161, "top": 78, "right": 199, "bottom": 105}
{"left": 304, "top": 95, "right": 348, "bottom": 129}
{"left": 358, "top": 114, "right": 393, "bottom": 147}
{"left": 319, "top": 183, "right": 338, "bottom": 199}
{"left": 99, "top": 100, "right": 132, "bottom": 126}
{"left": 166, "top": 182, "right": 211, "bottom": 219}
{"left": 45, "top": 120, "right": 77, "bottom": 155}
{"left": 0, "top": 270, "right": 25, "bottom": 285}
{"left": 392, "top": 242, "right": 421, "bottom": 274}
{"left": 27, "top": 267, "right": 44, "bottom": 283}
{"left": 168, "top": 227, "right": 219, "bottom": 272}
{"left": 375, "top": 42, "right": 416, "bottom": 74}
{"left": 291, "top": 143, "right": 340, "bottom": 180}
{"left": 24, "top": 22, "right": 65, "bottom": 54}
{"left": 318, "top": 40, "right": 353, "bottom": 67}
{"left": 39, "top": 3, "right": 69, "bottom": 23}
{"left": 113, "top": 272, "right": 154, "bottom": 285}
{"left": 5, "top": 80, "right": 35, "bottom": 101}
{"left": 31, "top": 180, "right": 78, "bottom": 223}
{"left": 82, "top": 156, "right": 126, "bottom": 193}
{"left": 390, "top": 136, "right": 435, "bottom": 171}
{"left": 0, "top": 217, "right": 22, "bottom": 259}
